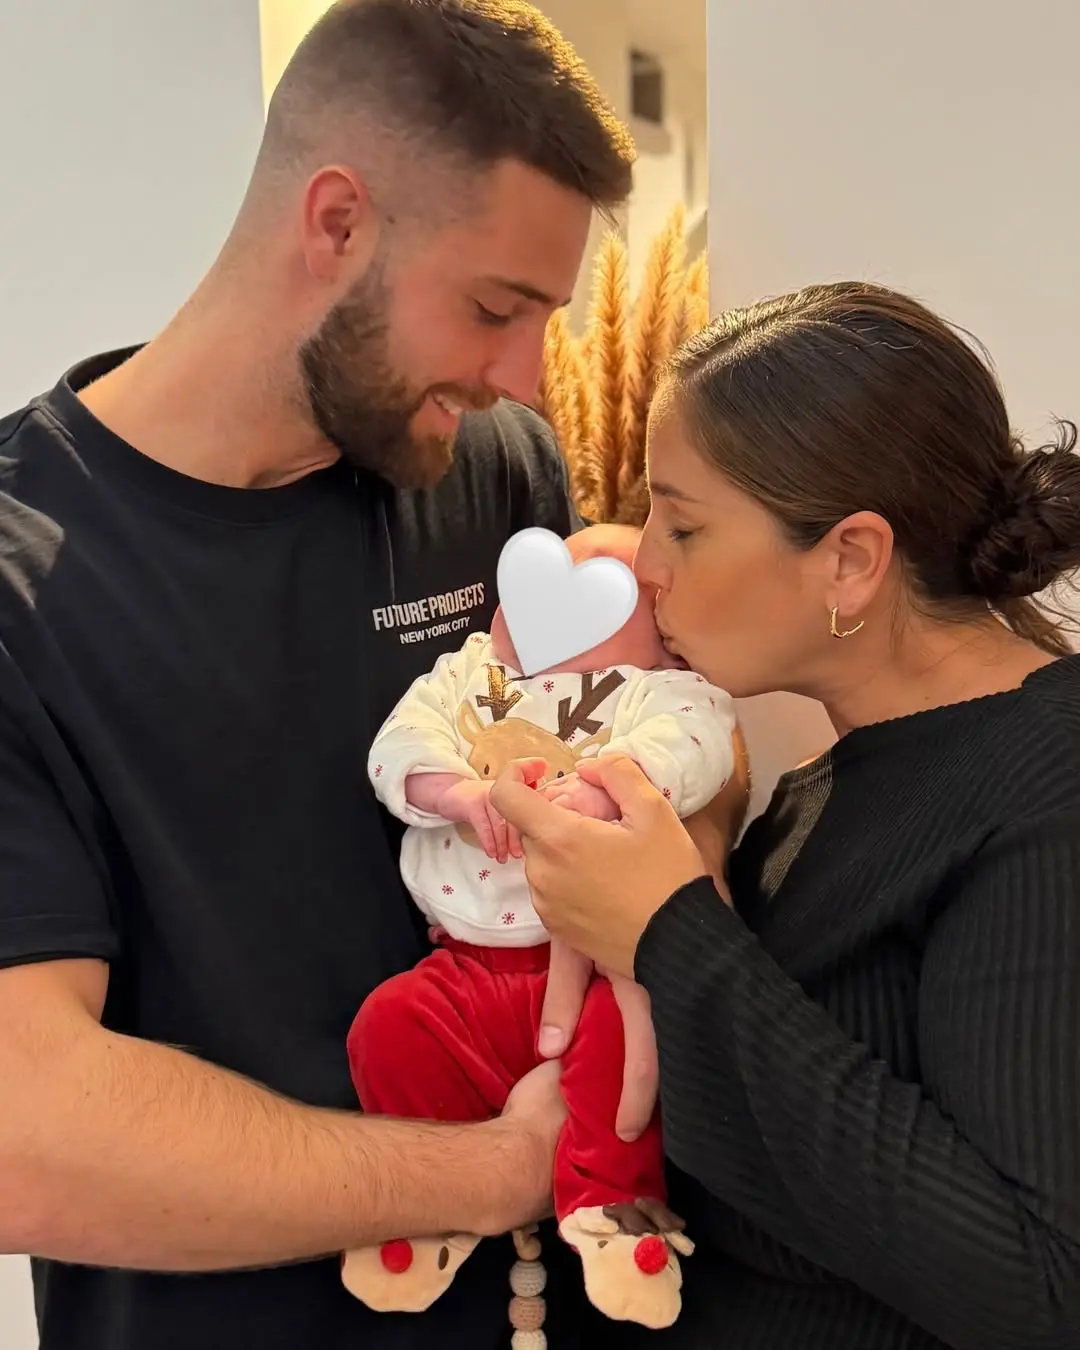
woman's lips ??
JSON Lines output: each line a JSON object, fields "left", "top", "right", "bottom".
{"left": 660, "top": 636, "right": 689, "bottom": 669}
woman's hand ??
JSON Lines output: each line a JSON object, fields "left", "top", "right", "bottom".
{"left": 490, "top": 753, "right": 709, "bottom": 979}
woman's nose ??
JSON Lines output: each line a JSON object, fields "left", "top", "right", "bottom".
{"left": 633, "top": 531, "right": 668, "bottom": 593}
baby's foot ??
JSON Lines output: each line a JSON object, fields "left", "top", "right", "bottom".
{"left": 558, "top": 1198, "right": 693, "bottom": 1329}
{"left": 341, "top": 1233, "right": 481, "bottom": 1312}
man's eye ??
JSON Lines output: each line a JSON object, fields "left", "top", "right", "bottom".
{"left": 474, "top": 302, "right": 513, "bottom": 327}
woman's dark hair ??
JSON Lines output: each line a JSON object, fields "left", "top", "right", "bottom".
{"left": 666, "top": 282, "right": 1080, "bottom": 656}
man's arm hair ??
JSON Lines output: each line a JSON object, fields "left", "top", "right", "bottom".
{"left": 0, "top": 959, "right": 551, "bottom": 1271}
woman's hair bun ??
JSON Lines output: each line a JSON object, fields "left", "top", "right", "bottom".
{"left": 962, "top": 419, "right": 1080, "bottom": 601}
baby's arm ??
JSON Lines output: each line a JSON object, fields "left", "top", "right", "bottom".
{"left": 600, "top": 668, "right": 738, "bottom": 817}
{"left": 408, "top": 769, "right": 547, "bottom": 863}
{"left": 368, "top": 636, "right": 489, "bottom": 825}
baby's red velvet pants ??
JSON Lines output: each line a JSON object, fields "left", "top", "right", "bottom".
{"left": 346, "top": 937, "right": 666, "bottom": 1222}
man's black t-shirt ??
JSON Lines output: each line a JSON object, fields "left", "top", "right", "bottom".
{"left": 0, "top": 350, "right": 594, "bottom": 1350}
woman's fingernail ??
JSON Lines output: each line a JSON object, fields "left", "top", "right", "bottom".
{"left": 538, "top": 1026, "right": 565, "bottom": 1057}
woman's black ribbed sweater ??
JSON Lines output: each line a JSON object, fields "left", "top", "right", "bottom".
{"left": 622, "top": 654, "right": 1080, "bottom": 1350}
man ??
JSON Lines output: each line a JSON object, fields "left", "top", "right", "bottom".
{"left": 0, "top": 3, "right": 636, "bottom": 1347}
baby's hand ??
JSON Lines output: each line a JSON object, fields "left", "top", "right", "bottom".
{"left": 437, "top": 778, "right": 522, "bottom": 863}
{"left": 542, "top": 771, "right": 621, "bottom": 822}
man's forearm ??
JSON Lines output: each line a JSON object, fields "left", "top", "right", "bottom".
{"left": 4, "top": 1021, "right": 543, "bottom": 1271}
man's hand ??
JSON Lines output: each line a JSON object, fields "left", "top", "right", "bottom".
{"left": 0, "top": 958, "right": 565, "bottom": 1267}
{"left": 489, "top": 1059, "right": 566, "bottom": 1231}
{"left": 542, "top": 770, "right": 621, "bottom": 821}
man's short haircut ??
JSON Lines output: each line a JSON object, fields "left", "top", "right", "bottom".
{"left": 257, "top": 0, "right": 635, "bottom": 222}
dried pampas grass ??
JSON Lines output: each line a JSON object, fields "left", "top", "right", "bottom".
{"left": 673, "top": 252, "right": 710, "bottom": 350}
{"left": 618, "top": 203, "right": 686, "bottom": 518}
{"left": 533, "top": 203, "right": 711, "bottom": 527}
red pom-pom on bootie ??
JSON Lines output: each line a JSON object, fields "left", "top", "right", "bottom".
{"left": 632, "top": 1234, "right": 669, "bottom": 1276}
{"left": 379, "top": 1240, "right": 414, "bottom": 1274}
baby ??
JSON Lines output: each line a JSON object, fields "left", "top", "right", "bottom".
{"left": 343, "top": 524, "right": 737, "bottom": 1330}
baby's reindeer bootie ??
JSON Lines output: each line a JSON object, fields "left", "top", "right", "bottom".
{"left": 558, "top": 1198, "right": 693, "bottom": 1329}
{"left": 341, "top": 1233, "right": 481, "bottom": 1312}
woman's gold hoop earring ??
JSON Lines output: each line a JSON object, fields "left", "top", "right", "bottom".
{"left": 830, "top": 606, "right": 864, "bottom": 639}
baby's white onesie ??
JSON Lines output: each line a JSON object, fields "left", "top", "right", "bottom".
{"left": 369, "top": 631, "right": 737, "bottom": 947}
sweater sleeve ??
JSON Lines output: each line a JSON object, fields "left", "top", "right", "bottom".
{"left": 634, "top": 814, "right": 1080, "bottom": 1350}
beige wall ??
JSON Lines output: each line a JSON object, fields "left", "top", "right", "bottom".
{"left": 707, "top": 0, "right": 1080, "bottom": 819}
{"left": 258, "top": 0, "right": 333, "bottom": 105}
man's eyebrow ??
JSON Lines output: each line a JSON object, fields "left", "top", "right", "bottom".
{"left": 483, "top": 276, "right": 570, "bottom": 308}
{"left": 649, "top": 480, "right": 703, "bottom": 504}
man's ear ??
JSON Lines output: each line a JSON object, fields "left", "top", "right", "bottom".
{"left": 300, "top": 166, "right": 379, "bottom": 283}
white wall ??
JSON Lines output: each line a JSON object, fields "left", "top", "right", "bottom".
{"left": 0, "top": 0, "right": 265, "bottom": 412}
{"left": 707, "top": 0, "right": 1080, "bottom": 816}
{"left": 0, "top": 3, "right": 266, "bottom": 1343}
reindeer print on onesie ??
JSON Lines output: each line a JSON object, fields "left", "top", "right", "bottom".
{"left": 341, "top": 524, "right": 737, "bottom": 1335}
{"left": 385, "top": 658, "right": 659, "bottom": 943}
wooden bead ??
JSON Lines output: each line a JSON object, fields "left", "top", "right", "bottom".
{"left": 513, "top": 1230, "right": 543, "bottom": 1261}
{"left": 509, "top": 1295, "right": 546, "bottom": 1332}
{"left": 509, "top": 1259, "right": 547, "bottom": 1298}
{"left": 511, "top": 1331, "right": 547, "bottom": 1350}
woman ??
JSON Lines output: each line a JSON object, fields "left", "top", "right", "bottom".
{"left": 492, "top": 281, "right": 1080, "bottom": 1349}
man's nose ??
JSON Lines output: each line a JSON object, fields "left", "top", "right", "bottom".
{"left": 485, "top": 328, "right": 547, "bottom": 408}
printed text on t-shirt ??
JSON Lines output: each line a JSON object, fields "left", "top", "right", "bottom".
{"left": 371, "top": 582, "right": 486, "bottom": 645}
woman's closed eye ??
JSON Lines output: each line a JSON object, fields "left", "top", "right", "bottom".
{"left": 668, "top": 526, "right": 699, "bottom": 543}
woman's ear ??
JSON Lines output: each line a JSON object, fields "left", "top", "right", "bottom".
{"left": 822, "top": 510, "right": 894, "bottom": 617}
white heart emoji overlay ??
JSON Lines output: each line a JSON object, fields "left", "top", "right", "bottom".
{"left": 495, "top": 527, "right": 640, "bottom": 677}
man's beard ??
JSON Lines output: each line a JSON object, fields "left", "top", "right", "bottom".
{"left": 298, "top": 264, "right": 491, "bottom": 490}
